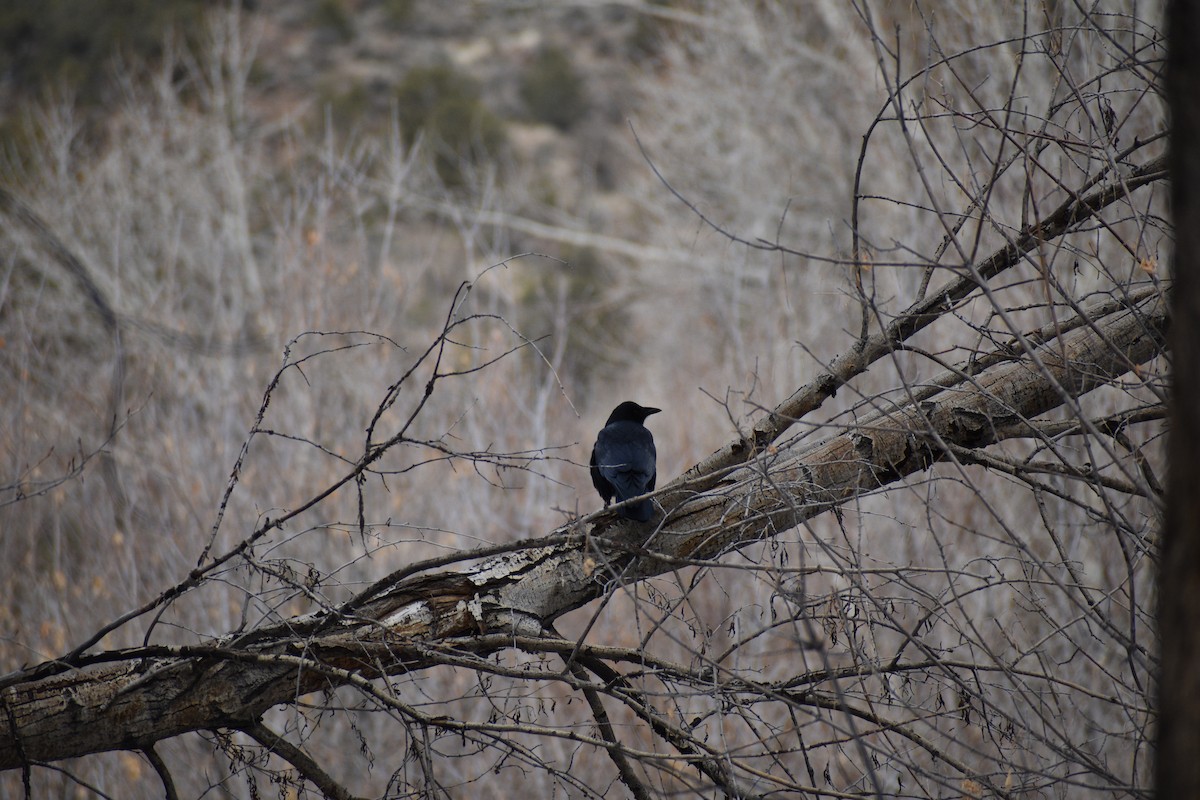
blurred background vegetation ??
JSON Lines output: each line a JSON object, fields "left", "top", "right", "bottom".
{"left": 0, "top": 0, "right": 208, "bottom": 116}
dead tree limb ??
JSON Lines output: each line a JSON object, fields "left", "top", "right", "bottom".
{"left": 0, "top": 285, "right": 1166, "bottom": 771}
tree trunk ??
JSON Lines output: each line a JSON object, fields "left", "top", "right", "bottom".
{"left": 1159, "top": 0, "right": 1200, "bottom": 793}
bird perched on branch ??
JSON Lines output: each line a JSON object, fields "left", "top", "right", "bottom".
{"left": 590, "top": 401, "right": 661, "bottom": 521}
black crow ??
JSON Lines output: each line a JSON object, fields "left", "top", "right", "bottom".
{"left": 590, "top": 401, "right": 661, "bottom": 521}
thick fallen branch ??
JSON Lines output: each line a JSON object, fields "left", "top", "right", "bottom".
{"left": 675, "top": 156, "right": 1167, "bottom": 494}
{"left": 0, "top": 286, "right": 1167, "bottom": 771}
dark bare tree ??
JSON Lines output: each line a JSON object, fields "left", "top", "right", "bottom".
{"left": 1160, "top": 0, "right": 1200, "bottom": 795}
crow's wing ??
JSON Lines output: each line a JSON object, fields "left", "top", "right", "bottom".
{"left": 595, "top": 422, "right": 657, "bottom": 519}
{"left": 589, "top": 443, "right": 614, "bottom": 503}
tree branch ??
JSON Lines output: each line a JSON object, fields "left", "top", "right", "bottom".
{"left": 0, "top": 283, "right": 1166, "bottom": 771}
{"left": 671, "top": 156, "right": 1166, "bottom": 499}
{"left": 562, "top": 658, "right": 654, "bottom": 800}
{"left": 242, "top": 721, "right": 367, "bottom": 800}
{"left": 141, "top": 745, "right": 178, "bottom": 800}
